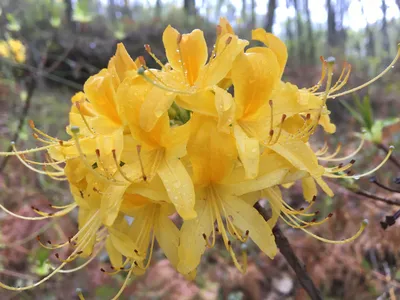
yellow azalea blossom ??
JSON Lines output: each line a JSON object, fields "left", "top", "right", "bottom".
{"left": 0, "top": 38, "right": 26, "bottom": 63}
{"left": 1, "top": 17, "right": 399, "bottom": 298}
{"left": 138, "top": 19, "right": 248, "bottom": 132}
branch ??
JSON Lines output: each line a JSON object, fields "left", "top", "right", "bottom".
{"left": 254, "top": 202, "right": 323, "bottom": 300}
{"left": 0, "top": 77, "right": 36, "bottom": 172}
{"left": 352, "top": 188, "right": 400, "bottom": 207}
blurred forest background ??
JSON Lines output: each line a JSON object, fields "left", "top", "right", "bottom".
{"left": 1, "top": 0, "right": 400, "bottom": 299}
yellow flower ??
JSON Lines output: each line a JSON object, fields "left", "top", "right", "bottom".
{"left": 138, "top": 18, "right": 248, "bottom": 132}
{"left": 0, "top": 39, "right": 26, "bottom": 63}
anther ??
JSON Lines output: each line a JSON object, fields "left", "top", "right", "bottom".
{"left": 225, "top": 36, "right": 232, "bottom": 45}
{"left": 312, "top": 196, "right": 316, "bottom": 202}
{"left": 28, "top": 120, "right": 35, "bottom": 129}
{"left": 227, "top": 240, "right": 232, "bottom": 247}
{"left": 134, "top": 249, "right": 139, "bottom": 254}
{"left": 95, "top": 149, "right": 100, "bottom": 157}
{"left": 350, "top": 159, "right": 356, "bottom": 164}
{"left": 138, "top": 56, "right": 146, "bottom": 67}
{"left": 216, "top": 25, "right": 222, "bottom": 36}
{"left": 306, "top": 113, "right": 311, "bottom": 120}
{"left": 58, "top": 140, "right": 64, "bottom": 146}
{"left": 144, "top": 44, "right": 151, "bottom": 53}
{"left": 314, "top": 210, "right": 320, "bottom": 215}
{"left": 77, "top": 251, "right": 83, "bottom": 255}
{"left": 36, "top": 235, "right": 40, "bottom": 241}
{"left": 134, "top": 261, "right": 139, "bottom": 267}
{"left": 100, "top": 268, "right": 105, "bottom": 272}
{"left": 55, "top": 253, "right": 59, "bottom": 258}
{"left": 177, "top": 34, "right": 182, "bottom": 44}
{"left": 47, "top": 240, "right": 52, "bottom": 245}
{"left": 328, "top": 213, "right": 333, "bottom": 218}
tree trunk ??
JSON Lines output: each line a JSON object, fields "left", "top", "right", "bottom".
{"left": 242, "top": 0, "right": 247, "bottom": 25}
{"left": 265, "top": 0, "right": 277, "bottom": 33}
{"left": 155, "top": 0, "right": 162, "bottom": 19}
{"left": 381, "top": 0, "right": 390, "bottom": 55}
{"left": 304, "top": 0, "right": 315, "bottom": 63}
{"left": 108, "top": 0, "right": 116, "bottom": 22}
{"left": 184, "top": 0, "right": 196, "bottom": 16}
{"left": 251, "top": 0, "right": 256, "bottom": 28}
{"left": 65, "top": 0, "right": 74, "bottom": 31}
{"left": 293, "top": 0, "right": 306, "bottom": 62}
{"left": 327, "top": 0, "right": 337, "bottom": 48}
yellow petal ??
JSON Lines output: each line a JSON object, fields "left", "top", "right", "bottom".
{"left": 263, "top": 187, "right": 283, "bottom": 228}
{"left": 315, "top": 177, "right": 334, "bottom": 197}
{"left": 139, "top": 85, "right": 176, "bottom": 132}
{"left": 106, "top": 236, "right": 123, "bottom": 269}
{"left": 187, "top": 114, "right": 237, "bottom": 185}
{"left": 251, "top": 28, "right": 288, "bottom": 76}
{"left": 108, "top": 226, "right": 141, "bottom": 260}
{"left": 233, "top": 124, "right": 259, "bottom": 179}
{"left": 157, "top": 155, "right": 196, "bottom": 220}
{"left": 108, "top": 43, "right": 137, "bottom": 82}
{"left": 154, "top": 208, "right": 180, "bottom": 267}
{"left": 162, "top": 25, "right": 208, "bottom": 85}
{"left": 84, "top": 69, "right": 122, "bottom": 125}
{"left": 218, "top": 17, "right": 235, "bottom": 35}
{"left": 100, "top": 184, "right": 130, "bottom": 226}
{"left": 201, "top": 34, "right": 248, "bottom": 87}
{"left": 301, "top": 176, "right": 317, "bottom": 202}
{"left": 232, "top": 50, "right": 279, "bottom": 118}
{"left": 178, "top": 196, "right": 213, "bottom": 275}
{"left": 176, "top": 90, "right": 218, "bottom": 117}
{"left": 319, "top": 113, "right": 336, "bottom": 134}
{"left": 223, "top": 195, "right": 277, "bottom": 259}
{"left": 214, "top": 86, "right": 235, "bottom": 133}
{"left": 268, "top": 140, "right": 325, "bottom": 177}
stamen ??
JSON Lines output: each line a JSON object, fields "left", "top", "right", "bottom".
{"left": 319, "top": 135, "right": 365, "bottom": 162}
{"left": 144, "top": 44, "right": 165, "bottom": 70}
{"left": 271, "top": 114, "right": 286, "bottom": 145}
{"left": 75, "top": 102, "right": 95, "bottom": 135}
{"left": 320, "top": 143, "right": 342, "bottom": 160}
{"left": 308, "top": 57, "right": 327, "bottom": 93}
{"left": 112, "top": 149, "right": 134, "bottom": 183}
{"left": 329, "top": 46, "right": 400, "bottom": 98}
{"left": 0, "top": 203, "right": 76, "bottom": 221}
{"left": 136, "top": 145, "right": 147, "bottom": 182}
{"left": 325, "top": 146, "right": 394, "bottom": 179}
{"left": 77, "top": 288, "right": 85, "bottom": 300}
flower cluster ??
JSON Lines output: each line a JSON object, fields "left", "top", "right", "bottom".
{"left": 0, "top": 18, "right": 397, "bottom": 298}
{"left": 0, "top": 38, "right": 26, "bottom": 63}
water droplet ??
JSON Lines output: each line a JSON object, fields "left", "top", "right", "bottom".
{"left": 389, "top": 145, "right": 395, "bottom": 150}
{"left": 251, "top": 148, "right": 257, "bottom": 153}
{"left": 391, "top": 66, "right": 394, "bottom": 69}
{"left": 353, "top": 175, "right": 360, "bottom": 180}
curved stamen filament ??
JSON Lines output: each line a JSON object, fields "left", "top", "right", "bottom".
{"left": 320, "top": 143, "right": 342, "bottom": 160}
{"left": 308, "top": 56, "right": 327, "bottom": 93}
{"left": 325, "top": 146, "right": 394, "bottom": 179}
{"left": 71, "top": 129, "right": 126, "bottom": 186}
{"left": 0, "top": 203, "right": 76, "bottom": 221}
{"left": 112, "top": 149, "right": 134, "bottom": 183}
{"left": 144, "top": 44, "right": 165, "bottom": 70}
{"left": 110, "top": 263, "right": 135, "bottom": 300}
{"left": 29, "top": 120, "right": 60, "bottom": 142}
{"left": 75, "top": 102, "right": 95, "bottom": 135}
{"left": 328, "top": 47, "right": 400, "bottom": 98}
{"left": 315, "top": 140, "right": 329, "bottom": 156}
{"left": 318, "top": 136, "right": 365, "bottom": 162}
{"left": 326, "top": 160, "right": 355, "bottom": 174}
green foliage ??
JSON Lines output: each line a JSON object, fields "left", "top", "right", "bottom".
{"left": 341, "top": 95, "right": 400, "bottom": 143}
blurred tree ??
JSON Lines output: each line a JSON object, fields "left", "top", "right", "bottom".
{"left": 108, "top": 0, "right": 116, "bottom": 22}
{"left": 155, "top": 0, "right": 162, "bottom": 19}
{"left": 360, "top": 0, "right": 375, "bottom": 57}
{"left": 381, "top": 0, "right": 390, "bottom": 56}
{"left": 184, "top": 0, "right": 196, "bottom": 16}
{"left": 304, "top": 0, "right": 315, "bottom": 63}
{"left": 65, "top": 0, "right": 74, "bottom": 31}
{"left": 293, "top": 0, "right": 306, "bottom": 61}
{"left": 327, "top": 0, "right": 338, "bottom": 48}
{"left": 242, "top": 0, "right": 247, "bottom": 25}
{"left": 251, "top": 0, "right": 256, "bottom": 28}
{"left": 265, "top": 0, "right": 277, "bottom": 32}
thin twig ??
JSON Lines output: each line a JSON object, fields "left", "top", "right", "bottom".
{"left": 0, "top": 77, "right": 36, "bottom": 172}
{"left": 254, "top": 202, "right": 323, "bottom": 300}
{"left": 352, "top": 188, "right": 400, "bottom": 207}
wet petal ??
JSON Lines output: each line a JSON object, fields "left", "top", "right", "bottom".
{"left": 223, "top": 195, "right": 277, "bottom": 259}
{"left": 232, "top": 50, "right": 279, "bottom": 118}
{"left": 108, "top": 226, "right": 141, "bottom": 260}
{"left": 163, "top": 25, "right": 208, "bottom": 85}
{"left": 251, "top": 28, "right": 288, "bottom": 76}
{"left": 106, "top": 236, "right": 123, "bottom": 269}
{"left": 301, "top": 176, "right": 317, "bottom": 202}
{"left": 157, "top": 155, "right": 196, "bottom": 220}
{"left": 233, "top": 125, "right": 259, "bottom": 179}
{"left": 154, "top": 209, "right": 180, "bottom": 267}
{"left": 108, "top": 43, "right": 137, "bottom": 82}
{"left": 178, "top": 197, "right": 213, "bottom": 275}
{"left": 214, "top": 86, "right": 235, "bottom": 133}
{"left": 101, "top": 184, "right": 130, "bottom": 226}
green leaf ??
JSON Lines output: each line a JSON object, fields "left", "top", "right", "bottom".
{"left": 370, "top": 117, "right": 400, "bottom": 143}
